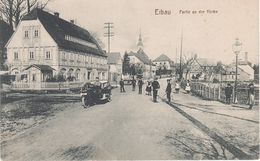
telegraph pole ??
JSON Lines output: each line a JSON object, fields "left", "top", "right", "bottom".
{"left": 104, "top": 22, "right": 114, "bottom": 54}
{"left": 179, "top": 29, "right": 183, "bottom": 80}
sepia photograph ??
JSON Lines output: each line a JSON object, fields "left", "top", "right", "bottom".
{"left": 0, "top": 0, "right": 259, "bottom": 160}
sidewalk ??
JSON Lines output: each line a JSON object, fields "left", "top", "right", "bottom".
{"left": 158, "top": 86, "right": 259, "bottom": 158}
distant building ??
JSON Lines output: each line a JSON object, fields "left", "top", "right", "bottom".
{"left": 107, "top": 52, "right": 122, "bottom": 83}
{"left": 187, "top": 56, "right": 217, "bottom": 80}
{"left": 220, "top": 52, "right": 254, "bottom": 82}
{"left": 153, "top": 54, "right": 174, "bottom": 75}
{"left": 6, "top": 8, "right": 108, "bottom": 84}
{"left": 0, "top": 20, "right": 13, "bottom": 70}
{"left": 221, "top": 64, "right": 254, "bottom": 82}
{"left": 126, "top": 32, "right": 156, "bottom": 79}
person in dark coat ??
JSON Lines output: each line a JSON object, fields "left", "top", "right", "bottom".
{"left": 119, "top": 79, "right": 125, "bottom": 92}
{"left": 137, "top": 79, "right": 144, "bottom": 94}
{"left": 145, "top": 81, "right": 152, "bottom": 95}
{"left": 248, "top": 83, "right": 255, "bottom": 110}
{"left": 166, "top": 79, "right": 172, "bottom": 102}
{"left": 152, "top": 78, "right": 160, "bottom": 102}
{"left": 225, "top": 83, "right": 233, "bottom": 104}
{"left": 132, "top": 78, "right": 136, "bottom": 91}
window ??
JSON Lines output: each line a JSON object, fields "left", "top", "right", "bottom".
{"left": 32, "top": 74, "right": 36, "bottom": 82}
{"left": 29, "top": 51, "right": 34, "bottom": 59}
{"left": 34, "top": 30, "right": 39, "bottom": 37}
{"left": 14, "top": 52, "right": 18, "bottom": 60}
{"left": 46, "top": 51, "right": 51, "bottom": 59}
{"left": 24, "top": 31, "right": 29, "bottom": 38}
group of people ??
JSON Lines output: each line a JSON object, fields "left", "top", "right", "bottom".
{"left": 225, "top": 82, "right": 255, "bottom": 110}
{"left": 119, "top": 77, "right": 161, "bottom": 102}
{"left": 119, "top": 77, "right": 193, "bottom": 103}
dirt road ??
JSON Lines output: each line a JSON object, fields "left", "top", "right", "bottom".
{"left": 1, "top": 85, "right": 258, "bottom": 160}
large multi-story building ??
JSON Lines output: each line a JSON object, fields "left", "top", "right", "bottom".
{"left": 6, "top": 8, "right": 108, "bottom": 83}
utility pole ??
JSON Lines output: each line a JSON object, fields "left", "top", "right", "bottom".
{"left": 179, "top": 29, "right": 183, "bottom": 80}
{"left": 104, "top": 22, "right": 114, "bottom": 54}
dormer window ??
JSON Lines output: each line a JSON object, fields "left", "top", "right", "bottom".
{"left": 25, "top": 31, "right": 29, "bottom": 38}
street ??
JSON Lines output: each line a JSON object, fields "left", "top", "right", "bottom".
{"left": 1, "top": 81, "right": 259, "bottom": 160}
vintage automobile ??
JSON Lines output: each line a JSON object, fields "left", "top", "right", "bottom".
{"left": 80, "top": 81, "right": 112, "bottom": 107}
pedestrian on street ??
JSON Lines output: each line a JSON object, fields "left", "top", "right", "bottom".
{"left": 145, "top": 81, "right": 152, "bottom": 96}
{"left": 132, "top": 78, "right": 136, "bottom": 91}
{"left": 185, "top": 80, "right": 191, "bottom": 94}
{"left": 248, "top": 83, "right": 255, "bottom": 110}
{"left": 225, "top": 83, "right": 233, "bottom": 104}
{"left": 166, "top": 79, "right": 172, "bottom": 102}
{"left": 137, "top": 78, "right": 144, "bottom": 94}
{"left": 119, "top": 79, "right": 126, "bottom": 93}
{"left": 175, "top": 81, "right": 180, "bottom": 94}
{"left": 152, "top": 77, "right": 160, "bottom": 102}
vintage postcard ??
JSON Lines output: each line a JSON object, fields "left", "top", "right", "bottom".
{"left": 0, "top": 0, "right": 259, "bottom": 160}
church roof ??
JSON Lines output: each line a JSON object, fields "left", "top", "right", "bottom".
{"left": 128, "top": 49, "right": 154, "bottom": 65}
{"left": 22, "top": 8, "right": 106, "bottom": 57}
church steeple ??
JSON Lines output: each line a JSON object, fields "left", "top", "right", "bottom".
{"left": 137, "top": 29, "right": 143, "bottom": 50}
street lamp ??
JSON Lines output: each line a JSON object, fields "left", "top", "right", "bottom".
{"left": 232, "top": 38, "right": 242, "bottom": 103}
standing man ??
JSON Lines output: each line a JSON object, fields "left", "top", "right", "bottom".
{"left": 119, "top": 79, "right": 126, "bottom": 92}
{"left": 248, "top": 83, "right": 255, "bottom": 110}
{"left": 152, "top": 77, "right": 160, "bottom": 102}
{"left": 166, "top": 79, "right": 172, "bottom": 102}
{"left": 132, "top": 78, "right": 136, "bottom": 91}
{"left": 225, "top": 83, "right": 233, "bottom": 104}
{"left": 137, "top": 78, "right": 144, "bottom": 94}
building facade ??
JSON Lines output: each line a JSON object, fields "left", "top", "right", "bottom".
{"left": 153, "top": 54, "right": 174, "bottom": 75}
{"left": 6, "top": 8, "right": 108, "bottom": 83}
{"left": 107, "top": 52, "right": 122, "bottom": 83}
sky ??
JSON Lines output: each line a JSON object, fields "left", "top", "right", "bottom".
{"left": 46, "top": 0, "right": 259, "bottom": 64}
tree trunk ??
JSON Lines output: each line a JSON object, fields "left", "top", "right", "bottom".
{"left": 27, "top": 0, "right": 30, "bottom": 13}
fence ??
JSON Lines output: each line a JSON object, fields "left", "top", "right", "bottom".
{"left": 190, "top": 82, "right": 259, "bottom": 105}
{"left": 11, "top": 82, "right": 84, "bottom": 91}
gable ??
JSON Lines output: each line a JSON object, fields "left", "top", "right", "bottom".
{"left": 22, "top": 8, "right": 106, "bottom": 57}
{"left": 6, "top": 19, "right": 57, "bottom": 48}
{"left": 190, "top": 60, "right": 203, "bottom": 73}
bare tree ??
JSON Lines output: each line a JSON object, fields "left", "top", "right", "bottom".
{"left": 0, "top": 0, "right": 15, "bottom": 29}
{"left": 182, "top": 54, "right": 195, "bottom": 79}
{"left": 0, "top": 0, "right": 52, "bottom": 30}
{"left": 89, "top": 31, "right": 105, "bottom": 49}
{"left": 13, "top": 0, "right": 26, "bottom": 27}
{"left": 26, "top": 0, "right": 36, "bottom": 13}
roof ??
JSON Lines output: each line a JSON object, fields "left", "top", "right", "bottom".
{"left": 22, "top": 8, "right": 106, "bottom": 57}
{"left": 128, "top": 49, "right": 154, "bottom": 65}
{"left": 0, "top": 20, "right": 13, "bottom": 48}
{"left": 154, "top": 54, "right": 173, "bottom": 62}
{"left": 24, "top": 64, "right": 55, "bottom": 71}
{"left": 107, "top": 52, "right": 121, "bottom": 64}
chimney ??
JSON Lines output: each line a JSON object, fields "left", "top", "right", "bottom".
{"left": 70, "top": 20, "right": 74, "bottom": 24}
{"left": 54, "top": 12, "right": 59, "bottom": 17}
{"left": 244, "top": 52, "right": 248, "bottom": 63}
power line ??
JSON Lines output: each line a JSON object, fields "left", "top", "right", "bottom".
{"left": 104, "top": 22, "right": 114, "bottom": 54}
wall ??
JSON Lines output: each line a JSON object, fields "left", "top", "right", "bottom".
{"left": 6, "top": 19, "right": 58, "bottom": 73}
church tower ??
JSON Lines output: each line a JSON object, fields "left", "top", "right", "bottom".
{"left": 137, "top": 30, "right": 143, "bottom": 50}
